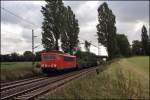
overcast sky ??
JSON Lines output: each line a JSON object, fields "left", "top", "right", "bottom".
{"left": 1, "top": 1, "right": 149, "bottom": 55}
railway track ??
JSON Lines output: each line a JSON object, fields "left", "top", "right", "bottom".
{"left": 1, "top": 76, "right": 43, "bottom": 87}
{"left": 1, "top": 67, "right": 97, "bottom": 100}
{"left": 1, "top": 77, "right": 48, "bottom": 91}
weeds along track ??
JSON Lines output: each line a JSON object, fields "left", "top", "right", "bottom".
{"left": 1, "top": 67, "right": 97, "bottom": 100}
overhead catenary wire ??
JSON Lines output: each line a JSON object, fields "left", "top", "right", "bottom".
{"left": 34, "top": 34, "right": 42, "bottom": 38}
{"left": 2, "top": 31, "right": 25, "bottom": 36}
{"left": 1, "top": 6, "right": 100, "bottom": 54}
{"left": 79, "top": 37, "right": 98, "bottom": 48}
{"left": 1, "top": 7, "right": 97, "bottom": 46}
{"left": 2, "top": 30, "right": 42, "bottom": 44}
{"left": 34, "top": 43, "right": 43, "bottom": 49}
{"left": 1, "top": 6, "right": 43, "bottom": 54}
{"left": 1, "top": 7, "right": 39, "bottom": 28}
{"left": 79, "top": 36, "right": 101, "bottom": 55}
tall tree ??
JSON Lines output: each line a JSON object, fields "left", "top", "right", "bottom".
{"left": 61, "top": 6, "right": 79, "bottom": 54}
{"left": 132, "top": 40, "right": 142, "bottom": 55}
{"left": 141, "top": 25, "right": 149, "bottom": 55}
{"left": 96, "top": 2, "right": 119, "bottom": 60}
{"left": 61, "top": 6, "right": 70, "bottom": 53}
{"left": 84, "top": 40, "right": 91, "bottom": 52}
{"left": 116, "top": 34, "right": 131, "bottom": 57}
{"left": 148, "top": 39, "right": 150, "bottom": 55}
{"left": 41, "top": 0, "right": 64, "bottom": 51}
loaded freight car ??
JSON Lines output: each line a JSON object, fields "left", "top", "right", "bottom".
{"left": 75, "top": 51, "right": 98, "bottom": 68}
{"left": 40, "top": 51, "right": 77, "bottom": 73}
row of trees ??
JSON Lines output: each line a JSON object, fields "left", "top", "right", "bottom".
{"left": 41, "top": 0, "right": 79, "bottom": 54}
{"left": 1, "top": 25, "right": 147, "bottom": 62}
{"left": 96, "top": 2, "right": 149, "bottom": 60}
{"left": 0, "top": 39, "right": 94, "bottom": 62}
{"left": 41, "top": 0, "right": 132, "bottom": 60}
{"left": 0, "top": 51, "right": 41, "bottom": 62}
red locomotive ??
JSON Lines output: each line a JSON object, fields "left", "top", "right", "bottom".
{"left": 40, "top": 51, "right": 77, "bottom": 73}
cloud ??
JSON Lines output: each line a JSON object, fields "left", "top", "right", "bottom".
{"left": 65, "top": 1, "right": 101, "bottom": 46}
{"left": 74, "top": 1, "right": 101, "bottom": 26}
{"left": 1, "top": 21, "right": 43, "bottom": 54}
{"left": 1, "top": 23, "right": 28, "bottom": 54}
{"left": 107, "top": 1, "right": 149, "bottom": 23}
{"left": 116, "top": 20, "right": 149, "bottom": 43}
{"left": 1, "top": 1, "right": 44, "bottom": 54}
{"left": 1, "top": 1, "right": 43, "bottom": 29}
{"left": 79, "top": 20, "right": 98, "bottom": 46}
{"left": 107, "top": 1, "right": 149, "bottom": 44}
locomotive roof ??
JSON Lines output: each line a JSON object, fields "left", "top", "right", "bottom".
{"left": 41, "top": 52, "right": 76, "bottom": 57}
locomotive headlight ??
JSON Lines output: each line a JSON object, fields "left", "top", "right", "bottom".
{"left": 45, "top": 64, "right": 47, "bottom": 67}
{"left": 54, "top": 64, "right": 56, "bottom": 67}
{"left": 51, "top": 64, "right": 54, "bottom": 68}
{"left": 41, "top": 64, "right": 44, "bottom": 67}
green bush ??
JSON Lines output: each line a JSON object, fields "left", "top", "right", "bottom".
{"left": 35, "top": 62, "right": 41, "bottom": 68}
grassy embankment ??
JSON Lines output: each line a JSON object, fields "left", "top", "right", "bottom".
{"left": 45, "top": 56, "right": 149, "bottom": 99}
{"left": 1, "top": 62, "right": 40, "bottom": 82}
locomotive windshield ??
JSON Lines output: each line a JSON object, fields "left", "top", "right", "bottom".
{"left": 63, "top": 56, "right": 75, "bottom": 61}
{"left": 42, "top": 55, "right": 56, "bottom": 60}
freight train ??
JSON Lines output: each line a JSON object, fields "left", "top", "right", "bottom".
{"left": 40, "top": 51, "right": 98, "bottom": 74}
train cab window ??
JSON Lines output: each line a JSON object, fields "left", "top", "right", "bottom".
{"left": 63, "top": 56, "right": 75, "bottom": 61}
{"left": 42, "top": 55, "right": 56, "bottom": 60}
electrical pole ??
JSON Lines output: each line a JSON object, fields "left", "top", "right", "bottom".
{"left": 98, "top": 42, "right": 99, "bottom": 56}
{"left": 32, "top": 29, "right": 34, "bottom": 66}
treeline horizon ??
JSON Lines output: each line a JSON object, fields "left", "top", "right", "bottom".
{"left": 0, "top": 51, "right": 41, "bottom": 62}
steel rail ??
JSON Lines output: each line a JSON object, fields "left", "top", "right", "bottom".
{"left": 1, "top": 77, "right": 48, "bottom": 91}
{"left": 15, "top": 67, "right": 97, "bottom": 100}
{"left": 1, "top": 76, "right": 42, "bottom": 87}
{"left": 1, "top": 67, "right": 97, "bottom": 100}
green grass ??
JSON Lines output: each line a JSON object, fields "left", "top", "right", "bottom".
{"left": 1, "top": 62, "right": 34, "bottom": 69}
{"left": 1, "top": 62, "right": 40, "bottom": 81}
{"left": 44, "top": 56, "right": 149, "bottom": 99}
{"left": 126, "top": 56, "right": 149, "bottom": 73}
